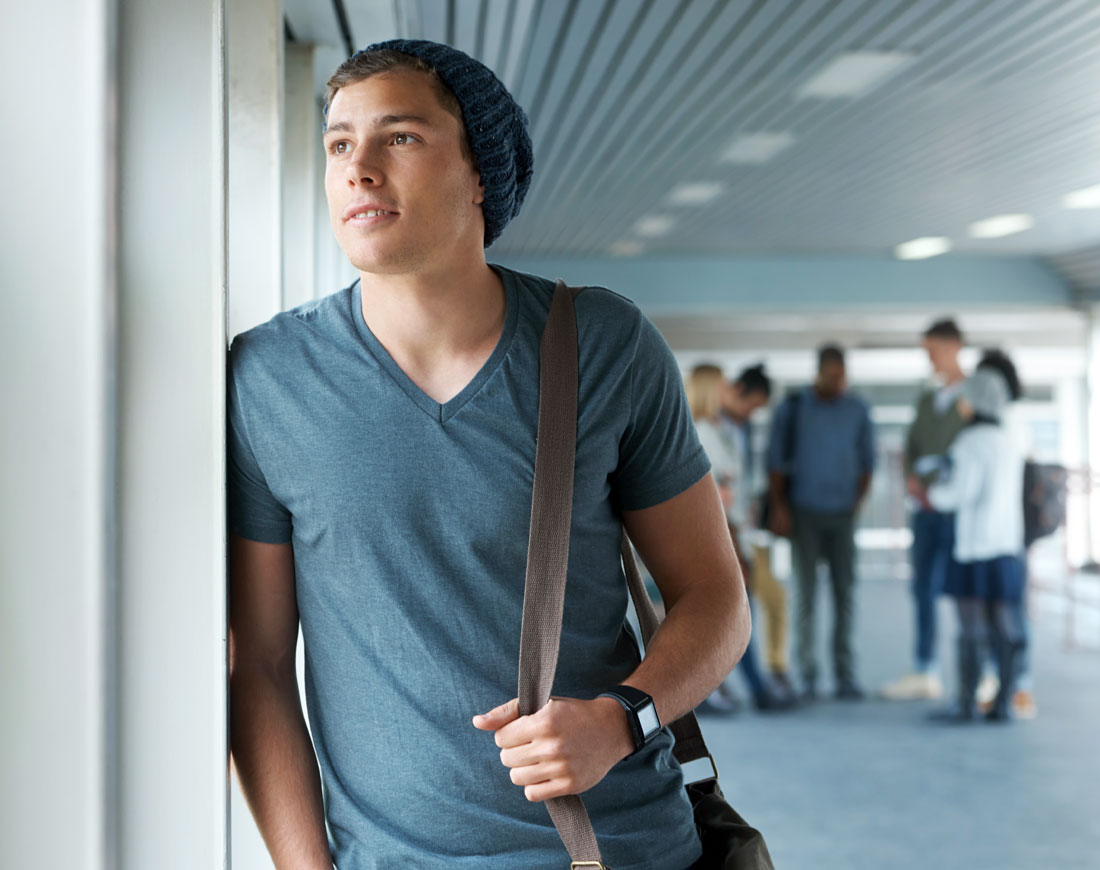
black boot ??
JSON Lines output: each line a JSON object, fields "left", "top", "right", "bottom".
{"left": 956, "top": 636, "right": 981, "bottom": 721}
{"left": 987, "top": 638, "right": 1025, "bottom": 722}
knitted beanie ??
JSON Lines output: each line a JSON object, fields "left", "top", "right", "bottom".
{"left": 337, "top": 39, "right": 533, "bottom": 248}
{"left": 963, "top": 367, "right": 1010, "bottom": 421}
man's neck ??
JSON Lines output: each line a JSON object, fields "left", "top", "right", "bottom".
{"left": 358, "top": 256, "right": 506, "bottom": 404}
{"left": 940, "top": 366, "right": 965, "bottom": 386}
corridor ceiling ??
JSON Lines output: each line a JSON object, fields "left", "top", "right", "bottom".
{"left": 286, "top": 0, "right": 1100, "bottom": 295}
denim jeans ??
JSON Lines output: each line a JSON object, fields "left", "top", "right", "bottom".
{"left": 910, "top": 509, "right": 954, "bottom": 671}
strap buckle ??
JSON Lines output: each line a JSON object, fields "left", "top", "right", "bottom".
{"left": 681, "top": 752, "right": 720, "bottom": 786}
{"left": 570, "top": 863, "right": 609, "bottom": 869}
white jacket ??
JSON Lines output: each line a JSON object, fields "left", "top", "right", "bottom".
{"left": 927, "top": 423, "right": 1025, "bottom": 562}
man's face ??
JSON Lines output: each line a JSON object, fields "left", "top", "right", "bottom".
{"left": 723, "top": 382, "right": 768, "bottom": 422}
{"left": 816, "top": 360, "right": 847, "bottom": 399}
{"left": 922, "top": 336, "right": 960, "bottom": 377}
{"left": 323, "top": 71, "right": 485, "bottom": 275}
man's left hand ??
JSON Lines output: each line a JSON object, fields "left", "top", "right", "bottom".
{"left": 472, "top": 696, "right": 635, "bottom": 802}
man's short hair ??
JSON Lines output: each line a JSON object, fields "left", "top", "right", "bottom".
{"left": 923, "top": 318, "right": 964, "bottom": 343}
{"left": 817, "top": 344, "right": 845, "bottom": 370}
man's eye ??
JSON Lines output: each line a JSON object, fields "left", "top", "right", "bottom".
{"left": 333, "top": 141, "right": 350, "bottom": 154}
{"left": 391, "top": 132, "right": 417, "bottom": 145}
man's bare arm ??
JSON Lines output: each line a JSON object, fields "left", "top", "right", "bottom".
{"left": 474, "top": 474, "right": 749, "bottom": 801}
{"left": 618, "top": 473, "right": 750, "bottom": 725}
{"left": 229, "top": 534, "right": 333, "bottom": 870}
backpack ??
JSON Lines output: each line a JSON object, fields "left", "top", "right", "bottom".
{"left": 1023, "top": 460, "right": 1068, "bottom": 548}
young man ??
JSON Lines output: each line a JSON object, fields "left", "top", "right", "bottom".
{"left": 880, "top": 319, "right": 968, "bottom": 701}
{"left": 227, "top": 40, "right": 748, "bottom": 869}
{"left": 767, "top": 345, "right": 874, "bottom": 701}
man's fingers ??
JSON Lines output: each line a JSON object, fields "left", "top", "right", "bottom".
{"left": 508, "top": 761, "right": 560, "bottom": 787}
{"left": 471, "top": 698, "right": 520, "bottom": 730}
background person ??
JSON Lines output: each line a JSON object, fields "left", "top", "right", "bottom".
{"left": 767, "top": 344, "right": 875, "bottom": 701}
{"left": 687, "top": 364, "right": 791, "bottom": 713}
{"left": 719, "top": 364, "right": 796, "bottom": 701}
{"left": 881, "top": 318, "right": 968, "bottom": 701}
{"left": 926, "top": 361, "right": 1027, "bottom": 722}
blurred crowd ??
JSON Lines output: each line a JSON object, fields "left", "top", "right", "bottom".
{"left": 687, "top": 318, "right": 1037, "bottom": 723}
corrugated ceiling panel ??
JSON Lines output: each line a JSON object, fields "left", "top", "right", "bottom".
{"left": 379, "top": 0, "right": 1100, "bottom": 260}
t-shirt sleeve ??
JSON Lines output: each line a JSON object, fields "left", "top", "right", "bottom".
{"left": 611, "top": 314, "right": 710, "bottom": 511}
{"left": 226, "top": 343, "right": 293, "bottom": 544}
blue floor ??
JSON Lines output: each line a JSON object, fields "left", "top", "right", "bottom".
{"left": 698, "top": 577, "right": 1100, "bottom": 869}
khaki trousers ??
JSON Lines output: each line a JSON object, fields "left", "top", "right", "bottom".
{"left": 751, "top": 543, "right": 789, "bottom": 673}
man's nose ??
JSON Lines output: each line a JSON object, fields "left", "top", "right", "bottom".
{"left": 346, "top": 143, "right": 383, "bottom": 187}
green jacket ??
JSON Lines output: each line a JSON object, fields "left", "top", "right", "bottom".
{"left": 905, "top": 387, "right": 968, "bottom": 486}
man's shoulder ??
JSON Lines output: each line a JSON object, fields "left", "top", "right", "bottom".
{"left": 496, "top": 264, "right": 646, "bottom": 344}
{"left": 229, "top": 283, "right": 355, "bottom": 366}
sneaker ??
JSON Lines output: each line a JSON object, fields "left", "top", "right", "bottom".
{"left": 1011, "top": 689, "right": 1038, "bottom": 720}
{"left": 697, "top": 686, "right": 741, "bottom": 716}
{"left": 770, "top": 669, "right": 797, "bottom": 699}
{"left": 975, "top": 673, "right": 999, "bottom": 711}
{"left": 836, "top": 680, "right": 865, "bottom": 701}
{"left": 878, "top": 672, "right": 943, "bottom": 701}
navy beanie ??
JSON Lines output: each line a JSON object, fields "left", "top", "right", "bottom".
{"left": 333, "top": 39, "right": 533, "bottom": 248}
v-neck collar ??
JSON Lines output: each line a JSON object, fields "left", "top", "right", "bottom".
{"left": 350, "top": 266, "right": 519, "bottom": 424}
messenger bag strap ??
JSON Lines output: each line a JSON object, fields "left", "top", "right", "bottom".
{"left": 518, "top": 280, "right": 604, "bottom": 867}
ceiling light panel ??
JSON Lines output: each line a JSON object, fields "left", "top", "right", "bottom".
{"left": 720, "top": 132, "right": 795, "bottom": 165}
{"left": 968, "top": 213, "right": 1035, "bottom": 239}
{"left": 1062, "top": 184, "right": 1100, "bottom": 209}
{"left": 798, "top": 51, "right": 915, "bottom": 100}
{"left": 634, "top": 215, "right": 676, "bottom": 237}
{"left": 608, "top": 240, "right": 644, "bottom": 257}
{"left": 895, "top": 237, "right": 952, "bottom": 260}
{"left": 668, "top": 182, "right": 726, "bottom": 206}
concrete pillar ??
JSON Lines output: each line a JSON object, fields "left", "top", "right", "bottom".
{"left": 228, "top": 0, "right": 284, "bottom": 339}
{"left": 116, "top": 0, "right": 228, "bottom": 867}
{"left": 1, "top": 0, "right": 115, "bottom": 866}
{"left": 283, "top": 42, "right": 320, "bottom": 309}
{"left": 1086, "top": 306, "right": 1100, "bottom": 563}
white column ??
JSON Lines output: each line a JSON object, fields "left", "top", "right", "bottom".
{"left": 0, "top": 1, "right": 114, "bottom": 867}
{"left": 1087, "top": 306, "right": 1100, "bottom": 563}
{"left": 283, "top": 42, "right": 320, "bottom": 308}
{"left": 228, "top": 0, "right": 285, "bottom": 339}
{"left": 116, "top": 0, "right": 228, "bottom": 867}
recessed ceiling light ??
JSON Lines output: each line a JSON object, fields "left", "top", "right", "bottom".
{"left": 798, "top": 51, "right": 915, "bottom": 99}
{"left": 1062, "top": 184, "right": 1100, "bottom": 209}
{"left": 968, "top": 213, "right": 1034, "bottom": 239}
{"left": 668, "top": 182, "right": 726, "bottom": 206}
{"left": 608, "top": 240, "right": 644, "bottom": 257}
{"left": 720, "top": 132, "right": 795, "bottom": 164}
{"left": 895, "top": 237, "right": 952, "bottom": 260}
{"left": 634, "top": 215, "right": 675, "bottom": 237}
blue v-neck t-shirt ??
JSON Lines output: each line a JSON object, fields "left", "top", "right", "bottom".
{"left": 227, "top": 266, "right": 710, "bottom": 870}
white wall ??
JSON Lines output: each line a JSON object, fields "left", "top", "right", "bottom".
{"left": 1, "top": 1, "right": 228, "bottom": 868}
{"left": 116, "top": 0, "right": 228, "bottom": 867}
{"left": 0, "top": 1, "right": 113, "bottom": 866}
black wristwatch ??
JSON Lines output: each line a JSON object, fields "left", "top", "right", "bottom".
{"left": 598, "top": 685, "right": 662, "bottom": 755}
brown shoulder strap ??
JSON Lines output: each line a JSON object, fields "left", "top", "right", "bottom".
{"left": 520, "top": 279, "right": 715, "bottom": 868}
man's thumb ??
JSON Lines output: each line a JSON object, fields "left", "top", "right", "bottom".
{"left": 472, "top": 697, "right": 520, "bottom": 729}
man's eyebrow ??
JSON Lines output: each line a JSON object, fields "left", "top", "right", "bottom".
{"left": 323, "top": 114, "right": 434, "bottom": 136}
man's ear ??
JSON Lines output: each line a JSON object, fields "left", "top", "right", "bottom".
{"left": 473, "top": 175, "right": 485, "bottom": 205}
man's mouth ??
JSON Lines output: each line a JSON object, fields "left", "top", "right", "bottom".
{"left": 349, "top": 209, "right": 395, "bottom": 219}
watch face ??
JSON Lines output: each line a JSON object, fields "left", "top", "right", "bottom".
{"left": 636, "top": 702, "right": 661, "bottom": 738}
